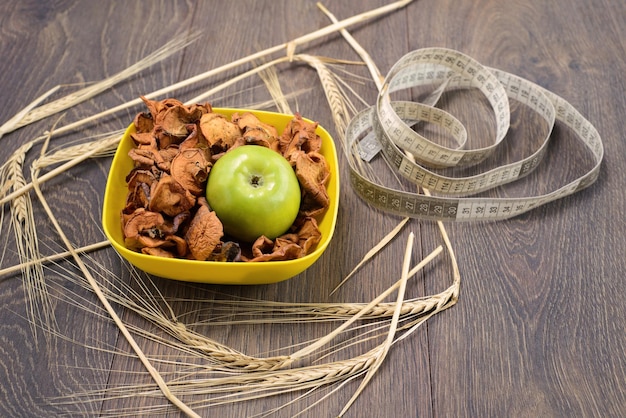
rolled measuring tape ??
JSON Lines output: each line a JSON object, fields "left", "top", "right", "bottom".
{"left": 345, "top": 48, "right": 603, "bottom": 221}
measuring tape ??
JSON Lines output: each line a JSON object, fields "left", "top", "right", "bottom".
{"left": 345, "top": 48, "right": 603, "bottom": 221}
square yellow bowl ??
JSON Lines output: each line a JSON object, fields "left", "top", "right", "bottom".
{"left": 102, "top": 108, "right": 339, "bottom": 284}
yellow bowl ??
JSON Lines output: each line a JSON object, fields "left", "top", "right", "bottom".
{"left": 102, "top": 108, "right": 339, "bottom": 284}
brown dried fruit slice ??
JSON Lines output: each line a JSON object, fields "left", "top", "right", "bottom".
{"left": 185, "top": 204, "right": 224, "bottom": 261}
{"left": 279, "top": 113, "right": 320, "bottom": 161}
{"left": 208, "top": 241, "right": 242, "bottom": 262}
{"left": 124, "top": 168, "right": 157, "bottom": 213}
{"left": 149, "top": 174, "right": 196, "bottom": 217}
{"left": 123, "top": 208, "right": 166, "bottom": 250}
{"left": 141, "top": 247, "right": 175, "bottom": 258}
{"left": 295, "top": 151, "right": 330, "bottom": 217}
{"left": 170, "top": 148, "right": 210, "bottom": 196}
{"left": 138, "top": 234, "right": 188, "bottom": 258}
{"left": 232, "top": 112, "right": 279, "bottom": 150}
{"left": 133, "top": 112, "right": 154, "bottom": 134}
{"left": 248, "top": 235, "right": 303, "bottom": 262}
{"left": 199, "top": 112, "right": 242, "bottom": 153}
{"left": 130, "top": 131, "right": 156, "bottom": 147}
{"left": 296, "top": 217, "right": 322, "bottom": 254}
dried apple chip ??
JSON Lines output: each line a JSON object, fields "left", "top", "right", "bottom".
{"left": 185, "top": 203, "right": 224, "bottom": 261}
{"left": 149, "top": 174, "right": 196, "bottom": 217}
{"left": 232, "top": 112, "right": 280, "bottom": 150}
{"left": 121, "top": 98, "right": 331, "bottom": 263}
{"left": 248, "top": 234, "right": 303, "bottom": 262}
{"left": 296, "top": 217, "right": 322, "bottom": 254}
{"left": 295, "top": 151, "right": 330, "bottom": 217}
{"left": 123, "top": 208, "right": 166, "bottom": 250}
{"left": 170, "top": 148, "right": 210, "bottom": 196}
{"left": 133, "top": 111, "right": 154, "bottom": 134}
{"left": 199, "top": 112, "right": 242, "bottom": 152}
{"left": 207, "top": 241, "right": 242, "bottom": 262}
{"left": 279, "top": 112, "right": 320, "bottom": 161}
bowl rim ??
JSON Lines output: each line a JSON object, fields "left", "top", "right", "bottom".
{"left": 102, "top": 107, "right": 340, "bottom": 283}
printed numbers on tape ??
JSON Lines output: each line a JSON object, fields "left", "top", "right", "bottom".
{"left": 346, "top": 48, "right": 603, "bottom": 222}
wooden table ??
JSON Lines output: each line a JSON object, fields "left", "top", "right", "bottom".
{"left": 1, "top": 1, "right": 624, "bottom": 416}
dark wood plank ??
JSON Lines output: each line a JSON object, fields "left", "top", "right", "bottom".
{"left": 100, "top": 1, "right": 430, "bottom": 417}
{"left": 1, "top": 0, "right": 625, "bottom": 417}
{"left": 410, "top": 0, "right": 626, "bottom": 417}
{"left": 0, "top": 1, "right": 195, "bottom": 416}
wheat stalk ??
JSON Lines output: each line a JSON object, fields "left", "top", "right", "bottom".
{"left": 53, "top": 239, "right": 444, "bottom": 370}
{"left": 0, "top": 240, "right": 110, "bottom": 279}
{"left": 0, "top": 130, "right": 123, "bottom": 207}
{"left": 180, "top": 245, "right": 442, "bottom": 372}
{"left": 60, "top": 244, "right": 455, "bottom": 333}
{"left": 0, "top": 135, "right": 58, "bottom": 339}
{"left": 30, "top": 132, "right": 201, "bottom": 417}
{"left": 1, "top": 1, "right": 413, "bottom": 219}
{"left": 32, "top": 130, "right": 122, "bottom": 171}
{"left": 331, "top": 216, "right": 410, "bottom": 294}
{"left": 53, "top": 347, "right": 379, "bottom": 416}
{"left": 0, "top": 86, "right": 60, "bottom": 140}
{"left": 8, "top": 0, "right": 414, "bottom": 146}
{"left": 48, "top": 242, "right": 446, "bottom": 416}
{"left": 338, "top": 232, "right": 414, "bottom": 416}
{"left": 0, "top": 2, "right": 466, "bottom": 415}
{"left": 0, "top": 33, "right": 196, "bottom": 138}
{"left": 257, "top": 63, "right": 293, "bottom": 114}
{"left": 308, "top": 8, "right": 462, "bottom": 414}
{"left": 317, "top": 2, "right": 385, "bottom": 90}
{"left": 316, "top": 0, "right": 461, "bottom": 294}
{"left": 295, "top": 54, "right": 354, "bottom": 142}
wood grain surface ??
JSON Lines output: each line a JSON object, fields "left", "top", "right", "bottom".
{"left": 1, "top": 0, "right": 625, "bottom": 417}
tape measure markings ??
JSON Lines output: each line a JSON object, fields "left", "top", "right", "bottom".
{"left": 345, "top": 47, "right": 603, "bottom": 222}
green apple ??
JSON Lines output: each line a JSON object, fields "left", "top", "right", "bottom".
{"left": 206, "top": 145, "right": 301, "bottom": 243}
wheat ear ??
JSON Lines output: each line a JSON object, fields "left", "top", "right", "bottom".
{"left": 13, "top": 0, "right": 413, "bottom": 145}
{"left": 48, "top": 244, "right": 442, "bottom": 414}
{"left": 0, "top": 86, "right": 60, "bottom": 139}
{"left": 0, "top": 138, "right": 52, "bottom": 338}
{"left": 318, "top": 2, "right": 461, "bottom": 305}
{"left": 30, "top": 133, "right": 200, "bottom": 418}
{"left": 1, "top": 33, "right": 196, "bottom": 137}
{"left": 0, "top": 130, "right": 123, "bottom": 207}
